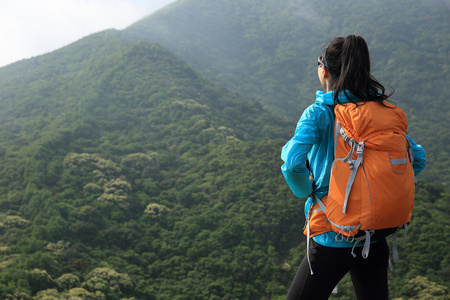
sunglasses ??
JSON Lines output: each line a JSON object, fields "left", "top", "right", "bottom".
{"left": 317, "top": 56, "right": 325, "bottom": 67}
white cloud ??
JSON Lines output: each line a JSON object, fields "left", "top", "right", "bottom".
{"left": 0, "top": 0, "right": 176, "bottom": 67}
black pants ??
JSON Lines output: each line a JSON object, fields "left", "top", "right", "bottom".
{"left": 286, "top": 238, "right": 389, "bottom": 300}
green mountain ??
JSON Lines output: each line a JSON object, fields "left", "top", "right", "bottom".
{"left": 0, "top": 1, "right": 448, "bottom": 299}
{"left": 123, "top": 0, "right": 450, "bottom": 187}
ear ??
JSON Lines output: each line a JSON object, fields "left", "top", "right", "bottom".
{"left": 319, "top": 65, "right": 329, "bottom": 79}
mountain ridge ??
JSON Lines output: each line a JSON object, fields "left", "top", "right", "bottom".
{"left": 0, "top": 1, "right": 448, "bottom": 299}
{"left": 123, "top": 0, "right": 449, "bottom": 117}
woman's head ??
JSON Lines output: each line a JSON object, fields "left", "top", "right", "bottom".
{"left": 318, "top": 35, "right": 392, "bottom": 105}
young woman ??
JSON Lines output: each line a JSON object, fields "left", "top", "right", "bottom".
{"left": 281, "top": 35, "right": 426, "bottom": 300}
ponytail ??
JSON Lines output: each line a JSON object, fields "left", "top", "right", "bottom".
{"left": 322, "top": 35, "right": 392, "bottom": 105}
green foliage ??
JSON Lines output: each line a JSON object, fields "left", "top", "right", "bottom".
{"left": 125, "top": 0, "right": 449, "bottom": 188}
{"left": 82, "top": 267, "right": 133, "bottom": 298}
{"left": 403, "top": 276, "right": 450, "bottom": 300}
{"left": 55, "top": 273, "right": 80, "bottom": 291}
{"left": 0, "top": 1, "right": 447, "bottom": 299}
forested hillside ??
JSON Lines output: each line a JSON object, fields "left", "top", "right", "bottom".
{"left": 124, "top": 0, "right": 450, "bottom": 187}
{"left": 0, "top": 1, "right": 448, "bottom": 299}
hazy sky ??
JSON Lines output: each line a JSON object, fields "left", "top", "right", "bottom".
{"left": 0, "top": 0, "right": 177, "bottom": 68}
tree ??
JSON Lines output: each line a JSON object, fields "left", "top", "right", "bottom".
{"left": 55, "top": 273, "right": 80, "bottom": 291}
{"left": 404, "top": 276, "right": 450, "bottom": 300}
{"left": 82, "top": 268, "right": 133, "bottom": 299}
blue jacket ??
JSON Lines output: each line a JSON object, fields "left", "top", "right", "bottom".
{"left": 281, "top": 91, "right": 426, "bottom": 247}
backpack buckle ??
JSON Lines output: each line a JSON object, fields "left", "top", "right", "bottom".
{"left": 356, "top": 142, "right": 365, "bottom": 156}
{"left": 339, "top": 128, "right": 351, "bottom": 143}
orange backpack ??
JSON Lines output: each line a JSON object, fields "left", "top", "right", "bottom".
{"left": 305, "top": 101, "right": 415, "bottom": 260}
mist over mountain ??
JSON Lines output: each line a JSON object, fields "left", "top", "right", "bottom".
{"left": 0, "top": 0, "right": 448, "bottom": 299}
{"left": 124, "top": 0, "right": 449, "bottom": 114}
{"left": 123, "top": 0, "right": 450, "bottom": 186}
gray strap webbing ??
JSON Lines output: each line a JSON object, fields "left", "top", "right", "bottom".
{"left": 351, "top": 236, "right": 365, "bottom": 258}
{"left": 334, "top": 119, "right": 341, "bottom": 158}
{"left": 392, "top": 231, "right": 399, "bottom": 263}
{"left": 389, "top": 256, "right": 394, "bottom": 271}
{"left": 349, "top": 230, "right": 373, "bottom": 258}
{"left": 305, "top": 193, "right": 325, "bottom": 276}
{"left": 402, "top": 223, "right": 408, "bottom": 248}
{"left": 306, "top": 219, "right": 314, "bottom": 275}
{"left": 361, "top": 230, "right": 372, "bottom": 258}
{"left": 334, "top": 119, "right": 365, "bottom": 214}
{"left": 312, "top": 194, "right": 327, "bottom": 214}
{"left": 309, "top": 208, "right": 322, "bottom": 214}
{"left": 343, "top": 142, "right": 364, "bottom": 214}
{"left": 392, "top": 224, "right": 409, "bottom": 266}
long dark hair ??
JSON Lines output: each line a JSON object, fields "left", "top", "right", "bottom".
{"left": 322, "top": 35, "right": 393, "bottom": 105}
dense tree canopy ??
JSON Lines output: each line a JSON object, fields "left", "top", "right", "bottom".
{"left": 0, "top": 0, "right": 448, "bottom": 299}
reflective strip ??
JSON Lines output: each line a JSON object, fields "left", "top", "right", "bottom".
{"left": 328, "top": 219, "right": 359, "bottom": 232}
{"left": 391, "top": 158, "right": 407, "bottom": 165}
{"left": 389, "top": 152, "right": 408, "bottom": 174}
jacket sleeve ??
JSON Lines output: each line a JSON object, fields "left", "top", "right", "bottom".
{"left": 407, "top": 135, "right": 426, "bottom": 175}
{"left": 281, "top": 106, "right": 321, "bottom": 198}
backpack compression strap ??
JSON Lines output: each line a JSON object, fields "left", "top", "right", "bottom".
{"left": 334, "top": 120, "right": 365, "bottom": 214}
